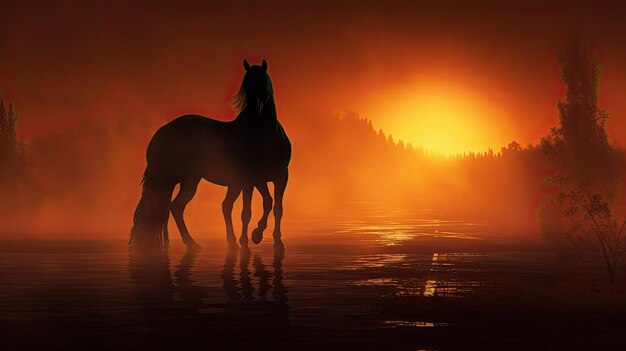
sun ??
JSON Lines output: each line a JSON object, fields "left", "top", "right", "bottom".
{"left": 360, "top": 79, "right": 509, "bottom": 155}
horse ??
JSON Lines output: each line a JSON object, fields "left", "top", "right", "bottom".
{"left": 129, "top": 59, "right": 291, "bottom": 250}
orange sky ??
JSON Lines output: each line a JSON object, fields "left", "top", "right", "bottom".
{"left": 2, "top": 0, "right": 626, "bottom": 154}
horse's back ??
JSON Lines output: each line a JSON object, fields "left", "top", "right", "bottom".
{"left": 145, "top": 113, "right": 291, "bottom": 184}
{"left": 146, "top": 115, "right": 233, "bottom": 175}
{"left": 151, "top": 114, "right": 231, "bottom": 142}
{"left": 162, "top": 114, "right": 229, "bottom": 133}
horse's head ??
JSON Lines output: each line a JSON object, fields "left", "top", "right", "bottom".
{"left": 234, "top": 59, "right": 274, "bottom": 116}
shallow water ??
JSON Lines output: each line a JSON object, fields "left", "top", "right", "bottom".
{"left": 0, "top": 211, "right": 562, "bottom": 350}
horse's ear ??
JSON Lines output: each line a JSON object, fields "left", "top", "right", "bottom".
{"left": 243, "top": 59, "right": 251, "bottom": 71}
{"left": 261, "top": 59, "right": 268, "bottom": 71}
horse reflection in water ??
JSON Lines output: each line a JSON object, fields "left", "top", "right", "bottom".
{"left": 220, "top": 248, "right": 289, "bottom": 318}
{"left": 173, "top": 248, "right": 208, "bottom": 311}
{"left": 129, "top": 251, "right": 177, "bottom": 318}
{"left": 128, "top": 247, "right": 288, "bottom": 343}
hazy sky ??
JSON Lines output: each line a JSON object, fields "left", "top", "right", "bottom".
{"left": 2, "top": 0, "right": 626, "bottom": 153}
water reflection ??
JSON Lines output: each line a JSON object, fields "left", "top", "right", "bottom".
{"left": 254, "top": 254, "right": 271, "bottom": 299}
{"left": 222, "top": 249, "right": 240, "bottom": 303}
{"left": 220, "top": 248, "right": 289, "bottom": 318}
{"left": 129, "top": 247, "right": 288, "bottom": 322}
{"left": 423, "top": 252, "right": 484, "bottom": 297}
{"left": 337, "top": 218, "right": 487, "bottom": 246}
{"left": 240, "top": 249, "right": 254, "bottom": 301}
{"left": 384, "top": 320, "right": 452, "bottom": 328}
{"left": 128, "top": 250, "right": 177, "bottom": 320}
{"left": 6, "top": 210, "right": 558, "bottom": 349}
{"left": 173, "top": 247, "right": 207, "bottom": 310}
{"left": 273, "top": 250, "right": 287, "bottom": 305}
{"left": 349, "top": 252, "right": 485, "bottom": 298}
{"left": 340, "top": 254, "right": 409, "bottom": 270}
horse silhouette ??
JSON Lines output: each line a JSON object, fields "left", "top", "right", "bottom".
{"left": 129, "top": 59, "right": 291, "bottom": 250}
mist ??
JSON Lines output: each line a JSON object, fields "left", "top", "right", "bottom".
{"left": 0, "top": 105, "right": 559, "bottom": 239}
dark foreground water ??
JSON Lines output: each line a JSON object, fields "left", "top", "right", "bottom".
{"left": 2, "top": 210, "right": 625, "bottom": 350}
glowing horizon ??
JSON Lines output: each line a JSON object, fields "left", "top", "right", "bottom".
{"left": 358, "top": 78, "right": 514, "bottom": 156}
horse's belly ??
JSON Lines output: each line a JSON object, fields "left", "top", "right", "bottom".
{"left": 201, "top": 153, "right": 243, "bottom": 186}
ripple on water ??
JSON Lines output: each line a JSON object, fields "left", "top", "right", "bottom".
{"left": 334, "top": 218, "right": 490, "bottom": 246}
{"left": 0, "top": 209, "right": 554, "bottom": 350}
{"left": 384, "top": 320, "right": 453, "bottom": 328}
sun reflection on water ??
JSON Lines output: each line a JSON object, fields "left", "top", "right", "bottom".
{"left": 336, "top": 217, "right": 487, "bottom": 246}
{"left": 384, "top": 320, "right": 452, "bottom": 328}
{"left": 348, "top": 251, "right": 487, "bottom": 298}
{"left": 338, "top": 254, "right": 410, "bottom": 270}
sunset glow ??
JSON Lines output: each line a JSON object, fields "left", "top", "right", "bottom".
{"left": 361, "top": 80, "right": 508, "bottom": 155}
{"left": 5, "top": 2, "right": 626, "bottom": 349}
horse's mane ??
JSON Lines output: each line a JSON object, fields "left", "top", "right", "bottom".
{"left": 233, "top": 69, "right": 276, "bottom": 114}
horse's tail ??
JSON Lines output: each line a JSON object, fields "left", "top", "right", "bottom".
{"left": 129, "top": 166, "right": 176, "bottom": 249}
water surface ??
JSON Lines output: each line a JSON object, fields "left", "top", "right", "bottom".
{"left": 0, "top": 211, "right": 579, "bottom": 350}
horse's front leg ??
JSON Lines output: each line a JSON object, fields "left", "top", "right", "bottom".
{"left": 251, "top": 182, "right": 272, "bottom": 245}
{"left": 239, "top": 185, "right": 254, "bottom": 249}
{"left": 273, "top": 169, "right": 288, "bottom": 249}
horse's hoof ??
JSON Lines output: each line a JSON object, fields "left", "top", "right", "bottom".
{"left": 185, "top": 241, "right": 202, "bottom": 251}
{"left": 240, "top": 244, "right": 251, "bottom": 254}
{"left": 274, "top": 239, "right": 285, "bottom": 251}
{"left": 251, "top": 228, "right": 264, "bottom": 244}
{"left": 239, "top": 237, "right": 249, "bottom": 246}
{"left": 274, "top": 246, "right": 285, "bottom": 260}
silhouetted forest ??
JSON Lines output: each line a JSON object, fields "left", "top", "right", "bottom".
{"left": 291, "top": 111, "right": 550, "bottom": 231}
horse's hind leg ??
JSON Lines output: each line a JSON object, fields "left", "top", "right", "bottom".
{"left": 273, "top": 169, "right": 288, "bottom": 249}
{"left": 239, "top": 185, "right": 253, "bottom": 248}
{"left": 170, "top": 178, "right": 202, "bottom": 249}
{"left": 251, "top": 183, "right": 272, "bottom": 245}
{"left": 222, "top": 186, "right": 241, "bottom": 249}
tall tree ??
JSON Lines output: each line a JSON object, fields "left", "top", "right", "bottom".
{"left": 540, "top": 38, "right": 624, "bottom": 283}
{"left": 0, "top": 94, "right": 22, "bottom": 178}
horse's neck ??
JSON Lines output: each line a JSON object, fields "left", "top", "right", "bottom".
{"left": 236, "top": 104, "right": 279, "bottom": 132}
{"left": 257, "top": 100, "right": 278, "bottom": 124}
